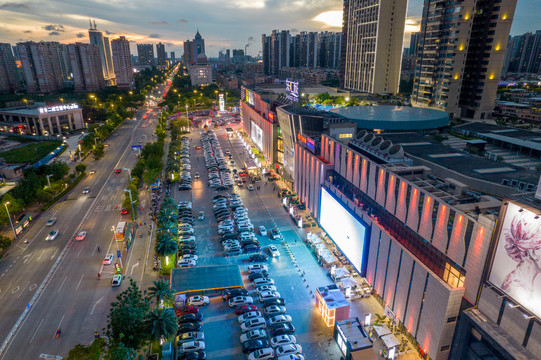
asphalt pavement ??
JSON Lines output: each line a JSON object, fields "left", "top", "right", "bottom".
{"left": 0, "top": 85, "right": 166, "bottom": 359}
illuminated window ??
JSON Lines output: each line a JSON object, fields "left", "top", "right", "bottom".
{"left": 339, "top": 133, "right": 353, "bottom": 139}
{"left": 443, "top": 263, "right": 464, "bottom": 288}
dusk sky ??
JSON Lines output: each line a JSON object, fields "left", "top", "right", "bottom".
{"left": 0, "top": 0, "right": 536, "bottom": 58}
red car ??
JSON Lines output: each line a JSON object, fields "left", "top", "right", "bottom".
{"left": 121, "top": 208, "right": 128, "bottom": 215}
{"left": 195, "top": 146, "right": 201, "bottom": 150}
{"left": 176, "top": 305, "right": 199, "bottom": 316}
{"left": 235, "top": 304, "right": 257, "bottom": 315}
{"left": 115, "top": 169, "right": 121, "bottom": 173}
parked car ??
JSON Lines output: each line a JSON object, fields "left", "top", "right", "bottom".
{"left": 259, "top": 291, "right": 281, "bottom": 302}
{"left": 270, "top": 335, "right": 297, "bottom": 348}
{"left": 187, "top": 296, "right": 209, "bottom": 306}
{"left": 228, "top": 296, "right": 254, "bottom": 308}
{"left": 269, "top": 323, "right": 295, "bottom": 337}
{"left": 268, "top": 245, "right": 280, "bottom": 257}
{"left": 249, "top": 272, "right": 269, "bottom": 281}
{"left": 259, "top": 226, "right": 267, "bottom": 236}
{"left": 177, "top": 331, "right": 205, "bottom": 343}
{"left": 255, "top": 285, "right": 277, "bottom": 295}
{"left": 178, "top": 341, "right": 205, "bottom": 354}
{"left": 248, "top": 264, "right": 268, "bottom": 273}
{"left": 178, "top": 322, "right": 202, "bottom": 333}
{"left": 275, "top": 344, "right": 302, "bottom": 357}
{"left": 222, "top": 288, "right": 248, "bottom": 301}
{"left": 177, "top": 305, "right": 199, "bottom": 315}
{"left": 264, "top": 305, "right": 287, "bottom": 317}
{"left": 247, "top": 347, "right": 275, "bottom": 360}
{"left": 253, "top": 277, "right": 274, "bottom": 286}
{"left": 238, "top": 311, "right": 262, "bottom": 324}
{"left": 235, "top": 304, "right": 258, "bottom": 315}
{"left": 276, "top": 355, "right": 304, "bottom": 360}
{"left": 240, "top": 329, "right": 267, "bottom": 343}
{"left": 267, "top": 315, "right": 292, "bottom": 326}
{"left": 270, "top": 229, "right": 281, "bottom": 240}
{"left": 178, "top": 313, "right": 203, "bottom": 323}
{"left": 248, "top": 254, "right": 268, "bottom": 262}
{"left": 242, "top": 339, "right": 270, "bottom": 354}
{"left": 111, "top": 274, "right": 122, "bottom": 287}
{"left": 241, "top": 317, "right": 267, "bottom": 332}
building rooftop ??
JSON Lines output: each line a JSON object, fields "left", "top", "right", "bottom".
{"left": 330, "top": 105, "right": 449, "bottom": 131}
{"left": 456, "top": 122, "right": 541, "bottom": 143}
{"left": 316, "top": 284, "right": 349, "bottom": 310}
{"left": 335, "top": 318, "right": 373, "bottom": 352}
{"left": 380, "top": 132, "right": 540, "bottom": 192}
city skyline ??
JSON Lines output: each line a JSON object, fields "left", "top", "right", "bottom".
{"left": 0, "top": 0, "right": 535, "bottom": 58}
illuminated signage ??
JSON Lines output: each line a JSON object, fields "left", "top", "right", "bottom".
{"left": 297, "top": 133, "right": 307, "bottom": 144}
{"left": 219, "top": 94, "right": 225, "bottom": 112}
{"left": 297, "top": 133, "right": 315, "bottom": 152}
{"left": 38, "top": 103, "right": 79, "bottom": 114}
{"left": 250, "top": 121, "right": 263, "bottom": 150}
{"left": 286, "top": 79, "right": 299, "bottom": 102}
{"left": 248, "top": 91, "right": 254, "bottom": 106}
{"left": 489, "top": 202, "right": 541, "bottom": 318}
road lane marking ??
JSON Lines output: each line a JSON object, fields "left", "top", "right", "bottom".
{"left": 57, "top": 276, "right": 67, "bottom": 294}
{"left": 17, "top": 282, "right": 29, "bottom": 299}
{"left": 130, "top": 261, "right": 139, "bottom": 276}
{"left": 11, "top": 286, "right": 19, "bottom": 294}
{"left": 76, "top": 242, "right": 85, "bottom": 258}
{"left": 0, "top": 284, "right": 11, "bottom": 300}
{"left": 29, "top": 318, "right": 43, "bottom": 343}
{"left": 50, "top": 248, "right": 58, "bottom": 260}
{"left": 75, "top": 273, "right": 84, "bottom": 291}
{"left": 91, "top": 297, "right": 104, "bottom": 315}
{"left": 22, "top": 254, "right": 31, "bottom": 264}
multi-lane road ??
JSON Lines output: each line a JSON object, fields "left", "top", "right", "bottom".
{"left": 0, "top": 84, "right": 167, "bottom": 359}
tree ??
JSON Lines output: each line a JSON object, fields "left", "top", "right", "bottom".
{"left": 65, "top": 338, "right": 105, "bottom": 360}
{"left": 75, "top": 163, "right": 87, "bottom": 174}
{"left": 145, "top": 308, "right": 177, "bottom": 342}
{"left": 155, "top": 238, "right": 177, "bottom": 258}
{"left": 105, "top": 279, "right": 150, "bottom": 350}
{"left": 0, "top": 235, "right": 12, "bottom": 249}
{"left": 148, "top": 279, "right": 174, "bottom": 306}
{"left": 104, "top": 342, "right": 139, "bottom": 360}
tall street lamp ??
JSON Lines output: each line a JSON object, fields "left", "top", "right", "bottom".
{"left": 124, "top": 168, "right": 133, "bottom": 184}
{"left": 46, "top": 174, "right": 53, "bottom": 188}
{"left": 123, "top": 189, "right": 136, "bottom": 221}
{"left": 4, "top": 202, "right": 16, "bottom": 238}
{"left": 185, "top": 104, "right": 190, "bottom": 132}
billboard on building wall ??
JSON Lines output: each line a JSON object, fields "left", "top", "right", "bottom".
{"left": 251, "top": 121, "right": 263, "bottom": 150}
{"left": 488, "top": 201, "right": 541, "bottom": 318}
{"left": 319, "top": 188, "right": 369, "bottom": 275}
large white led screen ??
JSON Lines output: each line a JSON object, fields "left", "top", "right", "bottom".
{"left": 319, "top": 188, "right": 367, "bottom": 274}
{"left": 489, "top": 202, "right": 541, "bottom": 318}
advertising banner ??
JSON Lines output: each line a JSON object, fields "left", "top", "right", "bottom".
{"left": 489, "top": 202, "right": 541, "bottom": 318}
{"left": 251, "top": 121, "right": 263, "bottom": 150}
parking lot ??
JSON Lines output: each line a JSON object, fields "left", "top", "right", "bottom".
{"left": 172, "top": 126, "right": 342, "bottom": 360}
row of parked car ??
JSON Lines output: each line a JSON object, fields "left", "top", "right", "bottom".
{"left": 177, "top": 201, "right": 198, "bottom": 268}
{"left": 179, "top": 136, "right": 193, "bottom": 191}
{"left": 176, "top": 295, "right": 211, "bottom": 359}
{"left": 201, "top": 131, "right": 234, "bottom": 190}
{"left": 224, "top": 265, "right": 303, "bottom": 360}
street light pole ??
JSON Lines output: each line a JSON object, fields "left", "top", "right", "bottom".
{"left": 124, "top": 168, "right": 132, "bottom": 184}
{"left": 46, "top": 174, "right": 53, "bottom": 188}
{"left": 4, "top": 202, "right": 16, "bottom": 238}
{"left": 124, "top": 189, "right": 136, "bottom": 221}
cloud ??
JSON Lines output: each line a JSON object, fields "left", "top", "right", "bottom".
{"left": 148, "top": 21, "right": 170, "bottom": 26}
{"left": 43, "top": 24, "right": 64, "bottom": 32}
{"left": 0, "top": 2, "right": 31, "bottom": 10}
{"left": 149, "top": 33, "right": 161, "bottom": 38}
{"left": 177, "top": 18, "right": 189, "bottom": 23}
{"left": 164, "top": 42, "right": 174, "bottom": 46}
{"left": 24, "top": 30, "right": 32, "bottom": 33}
{"left": 76, "top": 32, "right": 85, "bottom": 38}
{"left": 313, "top": 11, "right": 342, "bottom": 27}
{"left": 105, "top": 30, "right": 114, "bottom": 35}
{"left": 49, "top": 31, "right": 61, "bottom": 36}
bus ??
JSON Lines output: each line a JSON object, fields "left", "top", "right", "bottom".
{"left": 225, "top": 128, "right": 234, "bottom": 137}
{"left": 115, "top": 221, "right": 127, "bottom": 241}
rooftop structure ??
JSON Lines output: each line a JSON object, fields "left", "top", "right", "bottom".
{"left": 330, "top": 106, "right": 449, "bottom": 132}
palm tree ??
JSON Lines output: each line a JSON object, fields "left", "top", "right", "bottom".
{"left": 155, "top": 238, "right": 177, "bottom": 258}
{"left": 161, "top": 197, "right": 176, "bottom": 210}
{"left": 145, "top": 307, "right": 177, "bottom": 342}
{"left": 148, "top": 279, "right": 174, "bottom": 305}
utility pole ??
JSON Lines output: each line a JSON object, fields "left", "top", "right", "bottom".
{"left": 124, "top": 189, "right": 136, "bottom": 221}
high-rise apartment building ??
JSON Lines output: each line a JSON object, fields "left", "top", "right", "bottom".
{"left": 318, "top": 31, "right": 342, "bottom": 69}
{"left": 409, "top": 32, "right": 420, "bottom": 56}
{"left": 17, "top": 41, "right": 65, "bottom": 93}
{"left": 412, "top": 0, "right": 517, "bottom": 120}
{"left": 341, "top": 0, "right": 407, "bottom": 94}
{"left": 170, "top": 51, "right": 175, "bottom": 63}
{"left": 297, "top": 32, "right": 318, "bottom": 68}
{"left": 193, "top": 31, "right": 205, "bottom": 64}
{"left": 0, "top": 43, "right": 23, "bottom": 93}
{"left": 111, "top": 36, "right": 134, "bottom": 89}
{"left": 502, "top": 31, "right": 541, "bottom": 74}
{"left": 137, "top": 44, "right": 154, "bottom": 67}
{"left": 156, "top": 42, "right": 166, "bottom": 66}
{"left": 68, "top": 43, "right": 105, "bottom": 92}
{"left": 88, "top": 21, "right": 114, "bottom": 80}
{"left": 184, "top": 40, "right": 194, "bottom": 65}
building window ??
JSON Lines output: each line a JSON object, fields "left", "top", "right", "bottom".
{"left": 443, "top": 263, "right": 464, "bottom": 288}
{"left": 440, "top": 345, "right": 450, "bottom": 351}
{"left": 339, "top": 133, "right": 353, "bottom": 139}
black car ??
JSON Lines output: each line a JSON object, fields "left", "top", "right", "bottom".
{"left": 269, "top": 323, "right": 295, "bottom": 337}
{"left": 248, "top": 254, "right": 268, "bottom": 262}
{"left": 178, "top": 322, "right": 202, "bottom": 333}
{"left": 222, "top": 288, "right": 248, "bottom": 301}
{"left": 178, "top": 249, "right": 197, "bottom": 256}
{"left": 242, "top": 339, "right": 270, "bottom": 353}
{"left": 178, "top": 313, "right": 203, "bottom": 323}
{"left": 241, "top": 239, "right": 260, "bottom": 247}
{"left": 221, "top": 233, "right": 237, "bottom": 240}
{"left": 244, "top": 246, "right": 261, "bottom": 254}
{"left": 262, "top": 298, "right": 286, "bottom": 307}
{"left": 217, "top": 215, "right": 232, "bottom": 222}
{"left": 179, "top": 351, "right": 207, "bottom": 360}
{"left": 249, "top": 271, "right": 269, "bottom": 281}
{"left": 216, "top": 185, "right": 229, "bottom": 191}
{"left": 179, "top": 243, "right": 197, "bottom": 250}
{"left": 214, "top": 194, "right": 226, "bottom": 200}
{"left": 214, "top": 209, "right": 229, "bottom": 216}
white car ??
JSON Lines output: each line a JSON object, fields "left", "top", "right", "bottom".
{"left": 267, "top": 315, "right": 292, "bottom": 326}
{"left": 229, "top": 296, "right": 254, "bottom": 308}
{"left": 268, "top": 245, "right": 280, "bottom": 257}
{"left": 82, "top": 187, "right": 90, "bottom": 194}
{"left": 247, "top": 347, "right": 275, "bottom": 360}
{"left": 241, "top": 317, "right": 266, "bottom": 332}
{"left": 103, "top": 254, "right": 114, "bottom": 265}
{"left": 270, "top": 335, "right": 297, "bottom": 348}
{"left": 264, "top": 305, "right": 287, "bottom": 317}
{"left": 75, "top": 231, "right": 87, "bottom": 241}
{"left": 240, "top": 329, "right": 267, "bottom": 343}
{"left": 253, "top": 277, "right": 274, "bottom": 286}
{"left": 277, "top": 355, "right": 305, "bottom": 360}
{"left": 238, "top": 311, "right": 262, "bottom": 324}
{"left": 179, "top": 341, "right": 205, "bottom": 354}
{"left": 259, "top": 291, "right": 281, "bottom": 302}
{"left": 248, "top": 264, "right": 268, "bottom": 274}
{"left": 275, "top": 344, "right": 302, "bottom": 357}
{"left": 259, "top": 226, "right": 267, "bottom": 236}
{"left": 46, "top": 218, "right": 56, "bottom": 226}
{"left": 248, "top": 184, "right": 254, "bottom": 191}
{"left": 181, "top": 254, "right": 198, "bottom": 261}
{"left": 255, "top": 285, "right": 277, "bottom": 295}
{"left": 111, "top": 274, "right": 122, "bottom": 287}
{"left": 46, "top": 230, "right": 59, "bottom": 241}
{"left": 187, "top": 295, "right": 210, "bottom": 306}
{"left": 178, "top": 259, "right": 196, "bottom": 267}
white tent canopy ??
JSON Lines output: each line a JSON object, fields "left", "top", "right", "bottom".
{"left": 381, "top": 333, "right": 401, "bottom": 349}
{"left": 334, "top": 267, "right": 350, "bottom": 278}
{"left": 373, "top": 324, "right": 391, "bottom": 337}
{"left": 340, "top": 276, "right": 358, "bottom": 288}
